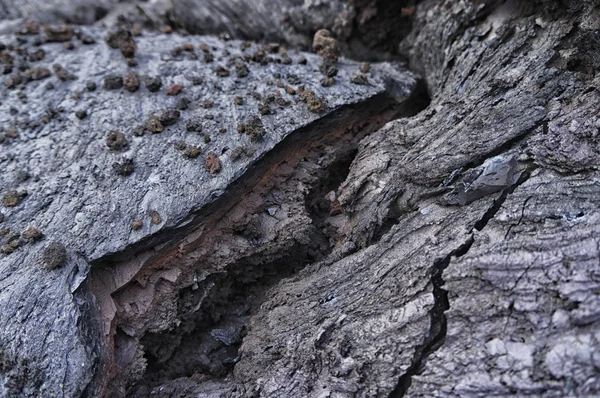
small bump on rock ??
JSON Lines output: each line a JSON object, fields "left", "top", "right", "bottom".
{"left": 41, "top": 242, "right": 67, "bottom": 270}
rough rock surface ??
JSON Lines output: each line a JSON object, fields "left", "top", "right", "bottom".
{"left": 0, "top": 0, "right": 114, "bottom": 24}
{"left": 1, "top": 0, "right": 600, "bottom": 397}
{"left": 171, "top": 0, "right": 420, "bottom": 59}
{"left": 0, "top": 19, "right": 420, "bottom": 398}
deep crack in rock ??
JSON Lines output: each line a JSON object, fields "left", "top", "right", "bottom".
{"left": 389, "top": 161, "right": 535, "bottom": 397}
{"left": 88, "top": 85, "right": 426, "bottom": 395}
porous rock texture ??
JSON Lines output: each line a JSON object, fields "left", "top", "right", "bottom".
{"left": 1, "top": 0, "right": 600, "bottom": 397}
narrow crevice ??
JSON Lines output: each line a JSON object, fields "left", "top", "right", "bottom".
{"left": 389, "top": 161, "right": 534, "bottom": 397}
{"left": 91, "top": 93, "right": 399, "bottom": 265}
{"left": 305, "top": 149, "right": 358, "bottom": 245}
{"left": 474, "top": 169, "right": 532, "bottom": 231}
{"left": 369, "top": 199, "right": 406, "bottom": 243}
{"left": 388, "top": 236, "right": 474, "bottom": 398}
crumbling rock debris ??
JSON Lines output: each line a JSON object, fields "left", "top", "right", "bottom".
{"left": 321, "top": 76, "right": 335, "bottom": 87}
{"left": 235, "top": 61, "right": 249, "bottom": 78}
{"left": 237, "top": 116, "right": 266, "bottom": 143}
{"left": 51, "top": 63, "right": 76, "bottom": 81}
{"left": 299, "top": 87, "right": 326, "bottom": 113}
{"left": 106, "top": 28, "right": 136, "bottom": 59}
{"left": 214, "top": 65, "right": 230, "bottom": 77}
{"left": 130, "top": 219, "right": 143, "bottom": 230}
{"left": 186, "top": 118, "right": 202, "bottom": 133}
{"left": 159, "top": 109, "right": 180, "bottom": 126}
{"left": 2, "top": 190, "right": 27, "bottom": 207}
{"left": 122, "top": 71, "right": 140, "bottom": 92}
{"left": 0, "top": 232, "right": 21, "bottom": 254}
{"left": 112, "top": 159, "right": 134, "bottom": 176}
{"left": 63, "top": 41, "right": 75, "bottom": 50}
{"left": 148, "top": 210, "right": 162, "bottom": 225}
{"left": 28, "top": 49, "right": 46, "bottom": 62}
{"left": 144, "top": 76, "right": 162, "bottom": 92}
{"left": 104, "top": 74, "right": 123, "bottom": 90}
{"left": 182, "top": 145, "right": 202, "bottom": 159}
{"left": 22, "top": 227, "right": 43, "bottom": 243}
{"left": 43, "top": 24, "right": 74, "bottom": 43}
{"left": 350, "top": 71, "right": 368, "bottom": 85}
{"left": 314, "top": 29, "right": 340, "bottom": 59}
{"left": 166, "top": 83, "right": 183, "bottom": 95}
{"left": 105, "top": 130, "right": 128, "bottom": 151}
{"left": 176, "top": 97, "right": 190, "bottom": 110}
{"left": 40, "top": 242, "right": 66, "bottom": 270}
{"left": 313, "top": 29, "right": 340, "bottom": 79}
{"left": 24, "top": 67, "right": 51, "bottom": 81}
{"left": 145, "top": 115, "right": 164, "bottom": 133}
{"left": 204, "top": 151, "right": 221, "bottom": 174}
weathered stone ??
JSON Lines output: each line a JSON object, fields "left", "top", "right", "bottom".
{"left": 0, "top": 22, "right": 410, "bottom": 396}
{"left": 3, "top": 1, "right": 596, "bottom": 397}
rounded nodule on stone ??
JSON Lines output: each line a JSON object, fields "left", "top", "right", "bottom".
{"left": 41, "top": 242, "right": 67, "bottom": 270}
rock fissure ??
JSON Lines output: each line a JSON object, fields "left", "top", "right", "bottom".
{"left": 91, "top": 84, "right": 428, "bottom": 395}
{"left": 2, "top": 1, "right": 599, "bottom": 396}
{"left": 389, "top": 155, "right": 535, "bottom": 397}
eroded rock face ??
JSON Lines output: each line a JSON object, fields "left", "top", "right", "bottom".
{"left": 1, "top": 0, "right": 599, "bottom": 397}
{"left": 0, "top": 19, "right": 420, "bottom": 397}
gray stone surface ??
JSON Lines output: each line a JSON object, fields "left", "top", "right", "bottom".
{"left": 0, "top": 0, "right": 114, "bottom": 24}
{"left": 0, "top": 28, "right": 390, "bottom": 262}
{"left": 0, "top": 20, "right": 419, "bottom": 397}
{"left": 408, "top": 168, "right": 600, "bottom": 397}
{"left": 172, "top": 0, "right": 349, "bottom": 49}
{"left": 1, "top": 0, "right": 600, "bottom": 397}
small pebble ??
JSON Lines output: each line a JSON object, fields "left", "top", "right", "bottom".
{"left": 166, "top": 83, "right": 184, "bottom": 96}
{"left": 112, "top": 159, "right": 134, "bottom": 176}
{"left": 41, "top": 242, "right": 67, "bottom": 270}
{"left": 104, "top": 75, "right": 123, "bottom": 90}
{"left": 123, "top": 71, "right": 140, "bottom": 92}
{"left": 105, "top": 131, "right": 128, "bottom": 150}
{"left": 145, "top": 76, "right": 162, "bottom": 92}
{"left": 148, "top": 210, "right": 162, "bottom": 224}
